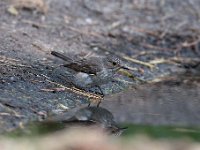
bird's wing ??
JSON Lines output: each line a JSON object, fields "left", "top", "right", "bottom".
{"left": 51, "top": 51, "right": 74, "bottom": 62}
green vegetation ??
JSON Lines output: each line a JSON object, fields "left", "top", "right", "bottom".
{"left": 6, "top": 123, "right": 200, "bottom": 142}
{"left": 122, "top": 124, "right": 200, "bottom": 141}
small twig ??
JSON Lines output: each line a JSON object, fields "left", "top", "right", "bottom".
{"left": 132, "top": 51, "right": 159, "bottom": 58}
{"left": 43, "top": 79, "right": 103, "bottom": 104}
{"left": 170, "top": 57, "right": 200, "bottom": 64}
{"left": 31, "top": 43, "right": 51, "bottom": 53}
{"left": 148, "top": 58, "right": 177, "bottom": 65}
{"left": 181, "top": 38, "right": 200, "bottom": 48}
{"left": 0, "top": 62, "right": 32, "bottom": 68}
{"left": 0, "top": 55, "right": 20, "bottom": 62}
{"left": 21, "top": 20, "right": 50, "bottom": 28}
{"left": 141, "top": 43, "right": 175, "bottom": 51}
{"left": 122, "top": 55, "right": 156, "bottom": 69}
{"left": 58, "top": 103, "right": 69, "bottom": 110}
{"left": 66, "top": 26, "right": 102, "bottom": 38}
{"left": 149, "top": 56, "right": 200, "bottom": 66}
{"left": 174, "top": 128, "right": 200, "bottom": 133}
{"left": 129, "top": 25, "right": 160, "bottom": 37}
{"left": 107, "top": 21, "right": 123, "bottom": 31}
{"left": 0, "top": 55, "right": 32, "bottom": 68}
{"left": 0, "top": 103, "right": 24, "bottom": 118}
{"left": 0, "top": 112, "right": 13, "bottom": 116}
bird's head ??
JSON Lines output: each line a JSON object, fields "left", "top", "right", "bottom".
{"left": 106, "top": 55, "right": 130, "bottom": 71}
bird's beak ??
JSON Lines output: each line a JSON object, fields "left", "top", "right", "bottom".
{"left": 119, "top": 126, "right": 128, "bottom": 130}
{"left": 110, "top": 126, "right": 128, "bottom": 136}
{"left": 120, "top": 65, "right": 130, "bottom": 70}
{"left": 112, "top": 124, "right": 128, "bottom": 130}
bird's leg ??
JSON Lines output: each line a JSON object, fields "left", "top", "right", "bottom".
{"left": 97, "top": 100, "right": 101, "bottom": 107}
{"left": 97, "top": 86, "right": 104, "bottom": 97}
{"left": 96, "top": 86, "right": 104, "bottom": 107}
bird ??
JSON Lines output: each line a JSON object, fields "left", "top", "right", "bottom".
{"left": 60, "top": 106, "right": 127, "bottom": 136}
{"left": 51, "top": 51, "right": 130, "bottom": 100}
{"left": 51, "top": 51, "right": 129, "bottom": 75}
{"left": 60, "top": 66, "right": 120, "bottom": 91}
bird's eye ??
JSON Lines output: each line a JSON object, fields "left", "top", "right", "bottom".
{"left": 112, "top": 62, "right": 117, "bottom": 66}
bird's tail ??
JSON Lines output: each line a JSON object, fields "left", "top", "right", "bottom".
{"left": 51, "top": 51, "right": 73, "bottom": 62}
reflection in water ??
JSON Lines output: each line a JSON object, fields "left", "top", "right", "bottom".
{"left": 14, "top": 106, "right": 127, "bottom": 136}
{"left": 60, "top": 106, "right": 128, "bottom": 136}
